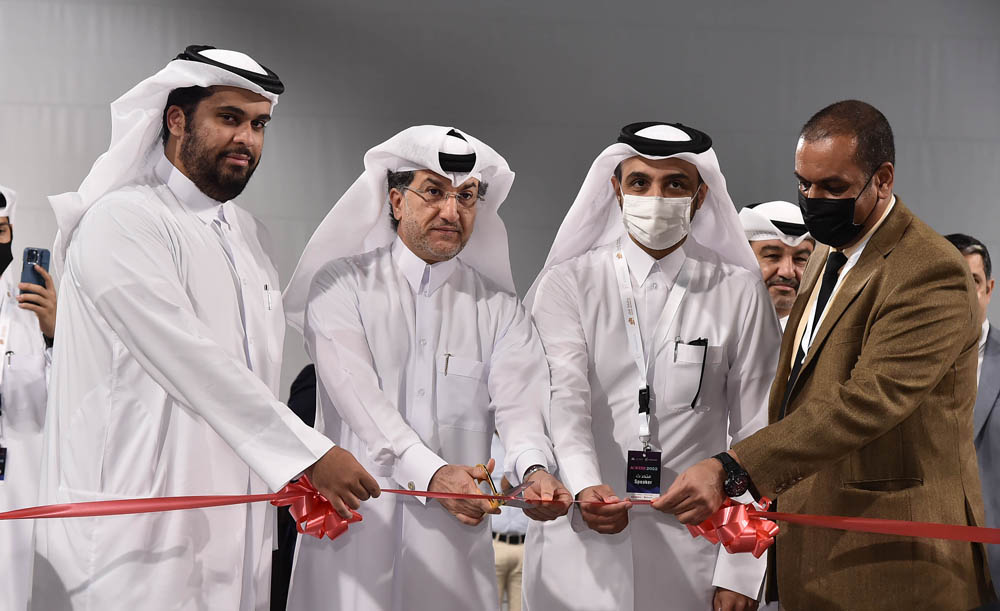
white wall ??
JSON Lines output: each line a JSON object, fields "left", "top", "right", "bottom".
{"left": 2, "top": 0, "right": 999, "bottom": 396}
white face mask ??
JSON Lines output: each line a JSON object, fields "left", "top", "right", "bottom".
{"left": 619, "top": 185, "right": 697, "bottom": 250}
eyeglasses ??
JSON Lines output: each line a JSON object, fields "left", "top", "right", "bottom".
{"left": 402, "top": 186, "right": 481, "bottom": 209}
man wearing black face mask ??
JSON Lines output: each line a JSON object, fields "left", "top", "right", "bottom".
{"left": 0, "top": 184, "right": 58, "bottom": 611}
{"left": 662, "top": 100, "right": 995, "bottom": 609}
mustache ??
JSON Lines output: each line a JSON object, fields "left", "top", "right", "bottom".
{"left": 767, "top": 277, "right": 799, "bottom": 289}
{"left": 218, "top": 146, "right": 256, "bottom": 165}
{"left": 430, "top": 222, "right": 461, "bottom": 232}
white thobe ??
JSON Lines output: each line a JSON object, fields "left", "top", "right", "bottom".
{"left": 0, "top": 267, "right": 51, "bottom": 611}
{"left": 524, "top": 236, "right": 781, "bottom": 611}
{"left": 31, "top": 155, "right": 333, "bottom": 611}
{"left": 287, "top": 238, "right": 554, "bottom": 611}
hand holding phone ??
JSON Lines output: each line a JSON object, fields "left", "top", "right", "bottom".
{"left": 19, "top": 247, "right": 50, "bottom": 294}
{"left": 17, "top": 247, "right": 56, "bottom": 341}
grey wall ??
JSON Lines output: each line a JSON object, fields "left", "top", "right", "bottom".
{"left": 2, "top": 0, "right": 999, "bottom": 396}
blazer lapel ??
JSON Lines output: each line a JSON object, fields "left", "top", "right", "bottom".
{"left": 798, "top": 260, "right": 876, "bottom": 373}
{"left": 793, "top": 200, "right": 912, "bottom": 393}
{"left": 975, "top": 326, "right": 1000, "bottom": 440}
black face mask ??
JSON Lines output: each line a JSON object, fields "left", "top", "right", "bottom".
{"left": 797, "top": 171, "right": 879, "bottom": 248}
{"left": 0, "top": 238, "right": 11, "bottom": 276}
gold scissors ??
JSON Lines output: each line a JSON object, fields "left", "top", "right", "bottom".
{"left": 476, "top": 464, "right": 537, "bottom": 510}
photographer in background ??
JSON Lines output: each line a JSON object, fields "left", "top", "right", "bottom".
{"left": 0, "top": 184, "right": 58, "bottom": 611}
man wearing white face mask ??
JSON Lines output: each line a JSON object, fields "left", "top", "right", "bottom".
{"left": 523, "top": 122, "right": 781, "bottom": 611}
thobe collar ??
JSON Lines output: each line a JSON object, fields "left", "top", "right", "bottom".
{"left": 154, "top": 153, "right": 231, "bottom": 227}
{"left": 621, "top": 232, "right": 686, "bottom": 288}
{"left": 391, "top": 236, "right": 458, "bottom": 296}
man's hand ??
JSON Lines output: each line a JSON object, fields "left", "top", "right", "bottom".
{"left": 521, "top": 470, "right": 572, "bottom": 521}
{"left": 651, "top": 457, "right": 726, "bottom": 524}
{"left": 428, "top": 458, "right": 500, "bottom": 526}
{"left": 712, "top": 587, "right": 759, "bottom": 611}
{"left": 305, "top": 446, "right": 381, "bottom": 520}
{"left": 18, "top": 264, "right": 57, "bottom": 340}
{"left": 576, "top": 484, "right": 631, "bottom": 534}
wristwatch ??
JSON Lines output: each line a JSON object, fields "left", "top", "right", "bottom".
{"left": 522, "top": 464, "right": 547, "bottom": 481}
{"left": 712, "top": 452, "right": 752, "bottom": 498}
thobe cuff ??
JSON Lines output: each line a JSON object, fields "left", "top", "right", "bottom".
{"left": 568, "top": 504, "right": 590, "bottom": 533}
{"left": 393, "top": 443, "right": 447, "bottom": 504}
{"left": 556, "top": 453, "right": 603, "bottom": 498}
{"left": 711, "top": 550, "right": 766, "bottom": 600}
{"left": 508, "top": 448, "right": 551, "bottom": 486}
{"left": 248, "top": 418, "right": 335, "bottom": 492}
{"left": 710, "top": 491, "right": 766, "bottom": 599}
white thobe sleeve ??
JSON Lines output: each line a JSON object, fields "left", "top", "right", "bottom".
{"left": 72, "top": 198, "right": 333, "bottom": 492}
{"left": 711, "top": 276, "right": 781, "bottom": 599}
{"left": 304, "top": 261, "right": 446, "bottom": 501}
{"left": 531, "top": 268, "right": 602, "bottom": 497}
{"left": 488, "top": 296, "right": 555, "bottom": 485}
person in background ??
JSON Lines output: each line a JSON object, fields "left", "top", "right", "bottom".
{"left": 0, "top": 184, "right": 58, "bottom": 611}
{"left": 739, "top": 201, "right": 815, "bottom": 329}
{"left": 491, "top": 432, "right": 529, "bottom": 611}
{"left": 945, "top": 232, "right": 999, "bottom": 597}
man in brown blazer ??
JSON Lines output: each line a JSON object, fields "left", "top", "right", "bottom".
{"left": 656, "top": 100, "right": 995, "bottom": 610}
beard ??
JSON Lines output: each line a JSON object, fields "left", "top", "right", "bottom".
{"left": 398, "top": 201, "right": 467, "bottom": 262}
{"left": 178, "top": 125, "right": 258, "bottom": 202}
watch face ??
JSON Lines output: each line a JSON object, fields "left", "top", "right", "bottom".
{"left": 724, "top": 472, "right": 750, "bottom": 497}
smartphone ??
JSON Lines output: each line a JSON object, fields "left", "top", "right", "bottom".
{"left": 20, "top": 247, "right": 51, "bottom": 295}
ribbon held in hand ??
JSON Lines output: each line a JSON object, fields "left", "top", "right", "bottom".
{"left": 687, "top": 498, "right": 779, "bottom": 558}
{"left": 271, "top": 475, "right": 361, "bottom": 540}
{"left": 0, "top": 475, "right": 360, "bottom": 543}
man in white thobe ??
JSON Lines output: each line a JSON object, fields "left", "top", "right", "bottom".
{"left": 282, "top": 126, "right": 572, "bottom": 611}
{"left": 524, "top": 122, "right": 780, "bottom": 611}
{"left": 31, "top": 46, "right": 377, "bottom": 611}
{"left": 739, "top": 201, "right": 815, "bottom": 330}
{"left": 0, "top": 185, "right": 59, "bottom": 611}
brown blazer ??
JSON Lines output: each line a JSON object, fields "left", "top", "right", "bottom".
{"left": 733, "top": 200, "right": 995, "bottom": 610}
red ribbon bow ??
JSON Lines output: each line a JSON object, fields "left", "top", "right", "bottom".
{"left": 686, "top": 498, "right": 779, "bottom": 558}
{"left": 271, "top": 476, "right": 362, "bottom": 541}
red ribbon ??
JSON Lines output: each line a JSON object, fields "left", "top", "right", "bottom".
{"left": 270, "top": 476, "right": 362, "bottom": 540}
{"left": 754, "top": 508, "right": 1000, "bottom": 545}
{"left": 687, "top": 498, "right": 779, "bottom": 558}
{"left": 4, "top": 484, "right": 999, "bottom": 554}
{"left": 0, "top": 477, "right": 360, "bottom": 542}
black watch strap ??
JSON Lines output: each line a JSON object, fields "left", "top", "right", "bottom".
{"left": 712, "top": 452, "right": 759, "bottom": 500}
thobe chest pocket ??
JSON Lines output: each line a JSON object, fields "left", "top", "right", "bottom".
{"left": 654, "top": 340, "right": 723, "bottom": 412}
{"left": 1, "top": 353, "right": 46, "bottom": 427}
{"left": 436, "top": 354, "right": 490, "bottom": 432}
{"left": 263, "top": 289, "right": 284, "bottom": 360}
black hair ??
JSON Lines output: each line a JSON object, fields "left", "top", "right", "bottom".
{"left": 161, "top": 85, "right": 215, "bottom": 146}
{"left": 945, "top": 233, "right": 992, "bottom": 279}
{"left": 386, "top": 170, "right": 416, "bottom": 230}
{"left": 800, "top": 100, "right": 895, "bottom": 176}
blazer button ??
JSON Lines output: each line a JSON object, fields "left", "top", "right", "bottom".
{"left": 407, "top": 481, "right": 416, "bottom": 490}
